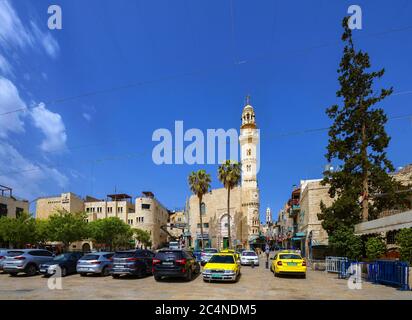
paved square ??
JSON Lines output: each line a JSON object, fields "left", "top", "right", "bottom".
{"left": 0, "top": 257, "right": 411, "bottom": 300}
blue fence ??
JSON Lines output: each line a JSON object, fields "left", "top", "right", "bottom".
{"left": 338, "top": 260, "right": 410, "bottom": 291}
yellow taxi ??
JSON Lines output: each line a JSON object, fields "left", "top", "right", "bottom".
{"left": 202, "top": 253, "right": 241, "bottom": 282}
{"left": 219, "top": 249, "right": 240, "bottom": 261}
{"left": 270, "top": 250, "right": 307, "bottom": 278}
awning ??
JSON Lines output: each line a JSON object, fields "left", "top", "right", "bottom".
{"left": 291, "top": 237, "right": 303, "bottom": 241}
{"left": 354, "top": 210, "right": 412, "bottom": 235}
{"left": 294, "top": 232, "right": 306, "bottom": 237}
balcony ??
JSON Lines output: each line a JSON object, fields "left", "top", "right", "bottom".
{"left": 288, "top": 199, "right": 300, "bottom": 217}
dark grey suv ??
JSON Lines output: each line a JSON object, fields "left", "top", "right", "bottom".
{"left": 111, "top": 249, "right": 154, "bottom": 278}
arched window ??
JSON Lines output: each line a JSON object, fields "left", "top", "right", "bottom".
{"left": 200, "top": 202, "right": 206, "bottom": 215}
{"left": 247, "top": 149, "right": 251, "bottom": 156}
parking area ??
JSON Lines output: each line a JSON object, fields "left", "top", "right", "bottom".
{"left": 0, "top": 257, "right": 411, "bottom": 300}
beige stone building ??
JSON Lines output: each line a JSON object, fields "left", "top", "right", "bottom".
{"left": 35, "top": 192, "right": 84, "bottom": 219}
{"left": 298, "top": 179, "right": 334, "bottom": 258}
{"left": 0, "top": 185, "right": 29, "bottom": 218}
{"left": 168, "top": 210, "right": 186, "bottom": 239}
{"left": 84, "top": 194, "right": 135, "bottom": 223}
{"left": 187, "top": 99, "right": 260, "bottom": 250}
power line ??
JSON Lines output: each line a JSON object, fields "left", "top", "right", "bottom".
{"left": 1, "top": 23, "right": 412, "bottom": 118}
{"left": 1, "top": 113, "right": 411, "bottom": 177}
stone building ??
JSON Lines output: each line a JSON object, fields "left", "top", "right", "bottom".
{"left": 35, "top": 192, "right": 85, "bottom": 219}
{"left": 298, "top": 179, "right": 333, "bottom": 258}
{"left": 0, "top": 185, "right": 29, "bottom": 218}
{"left": 187, "top": 98, "right": 260, "bottom": 250}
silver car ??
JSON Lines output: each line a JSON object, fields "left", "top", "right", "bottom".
{"left": 200, "top": 248, "right": 218, "bottom": 265}
{"left": 2, "top": 249, "right": 55, "bottom": 276}
{"left": 240, "top": 250, "right": 259, "bottom": 266}
{"left": 0, "top": 249, "right": 20, "bottom": 272}
{"left": 76, "top": 252, "right": 114, "bottom": 276}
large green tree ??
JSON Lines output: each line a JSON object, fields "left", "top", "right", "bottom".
{"left": 0, "top": 213, "right": 36, "bottom": 248}
{"left": 319, "top": 17, "right": 408, "bottom": 235}
{"left": 88, "top": 217, "right": 133, "bottom": 251}
{"left": 188, "top": 169, "right": 211, "bottom": 250}
{"left": 134, "top": 228, "right": 152, "bottom": 249}
{"left": 47, "top": 210, "right": 89, "bottom": 251}
{"left": 218, "top": 160, "right": 241, "bottom": 249}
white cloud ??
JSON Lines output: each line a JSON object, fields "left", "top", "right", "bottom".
{"left": 0, "top": 0, "right": 34, "bottom": 49}
{"left": 0, "top": 53, "right": 13, "bottom": 76}
{"left": 0, "top": 1, "right": 59, "bottom": 59}
{"left": 30, "top": 21, "right": 60, "bottom": 59}
{"left": 30, "top": 103, "right": 67, "bottom": 152}
{"left": 82, "top": 113, "right": 92, "bottom": 121}
{"left": 0, "top": 141, "right": 68, "bottom": 200}
{"left": 0, "top": 76, "right": 26, "bottom": 138}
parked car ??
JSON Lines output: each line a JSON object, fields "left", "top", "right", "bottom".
{"left": 76, "top": 252, "right": 114, "bottom": 276}
{"left": 39, "top": 252, "right": 84, "bottom": 277}
{"left": 192, "top": 249, "right": 202, "bottom": 263}
{"left": 111, "top": 249, "right": 154, "bottom": 278}
{"left": 202, "top": 253, "right": 241, "bottom": 282}
{"left": 240, "top": 250, "right": 259, "bottom": 266}
{"left": 200, "top": 248, "right": 218, "bottom": 265}
{"left": 2, "top": 249, "right": 54, "bottom": 276}
{"left": 153, "top": 249, "right": 200, "bottom": 281}
{"left": 220, "top": 249, "right": 240, "bottom": 261}
{"left": 0, "top": 249, "right": 22, "bottom": 272}
{"left": 270, "top": 251, "right": 306, "bottom": 278}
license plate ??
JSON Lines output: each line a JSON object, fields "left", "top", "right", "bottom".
{"left": 287, "top": 262, "right": 297, "bottom": 266}
{"left": 212, "top": 274, "right": 221, "bottom": 278}
{"left": 40, "top": 269, "right": 46, "bottom": 273}
{"left": 162, "top": 262, "right": 173, "bottom": 265}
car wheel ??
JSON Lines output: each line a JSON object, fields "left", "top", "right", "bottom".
{"left": 274, "top": 271, "right": 278, "bottom": 277}
{"left": 61, "top": 267, "right": 67, "bottom": 277}
{"left": 101, "top": 267, "right": 110, "bottom": 277}
{"left": 26, "top": 264, "right": 37, "bottom": 276}
{"left": 112, "top": 274, "right": 120, "bottom": 279}
{"left": 9, "top": 272, "right": 18, "bottom": 277}
{"left": 302, "top": 274, "right": 306, "bottom": 279}
{"left": 154, "top": 275, "right": 162, "bottom": 281}
{"left": 79, "top": 273, "right": 87, "bottom": 277}
{"left": 186, "top": 269, "right": 192, "bottom": 281}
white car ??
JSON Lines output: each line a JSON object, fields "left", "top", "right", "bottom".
{"left": 240, "top": 250, "right": 259, "bottom": 266}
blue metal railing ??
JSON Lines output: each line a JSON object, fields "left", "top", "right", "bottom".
{"left": 338, "top": 259, "right": 410, "bottom": 291}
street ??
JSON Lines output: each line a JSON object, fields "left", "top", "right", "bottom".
{"left": 0, "top": 255, "right": 410, "bottom": 300}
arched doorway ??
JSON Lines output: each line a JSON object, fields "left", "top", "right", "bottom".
{"left": 219, "top": 214, "right": 234, "bottom": 249}
{"left": 82, "top": 242, "right": 91, "bottom": 253}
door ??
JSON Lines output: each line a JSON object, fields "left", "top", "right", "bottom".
{"left": 223, "top": 238, "right": 229, "bottom": 249}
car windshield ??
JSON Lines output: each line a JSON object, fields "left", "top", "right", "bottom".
{"left": 4, "top": 251, "right": 24, "bottom": 257}
{"left": 80, "top": 254, "right": 100, "bottom": 260}
{"left": 242, "top": 251, "right": 257, "bottom": 256}
{"left": 208, "top": 255, "right": 234, "bottom": 264}
{"left": 156, "top": 251, "right": 181, "bottom": 260}
{"left": 279, "top": 254, "right": 302, "bottom": 260}
{"left": 53, "top": 253, "right": 72, "bottom": 261}
{"left": 204, "top": 249, "right": 218, "bottom": 253}
{"left": 114, "top": 251, "right": 142, "bottom": 258}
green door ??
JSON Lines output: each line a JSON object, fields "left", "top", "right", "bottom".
{"left": 223, "top": 238, "right": 229, "bottom": 249}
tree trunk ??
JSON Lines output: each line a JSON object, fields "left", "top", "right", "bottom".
{"left": 227, "top": 187, "right": 231, "bottom": 249}
{"left": 361, "top": 100, "right": 369, "bottom": 222}
{"left": 199, "top": 196, "right": 204, "bottom": 250}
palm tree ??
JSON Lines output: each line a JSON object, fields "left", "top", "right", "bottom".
{"left": 218, "top": 160, "right": 241, "bottom": 249}
{"left": 188, "top": 170, "right": 211, "bottom": 250}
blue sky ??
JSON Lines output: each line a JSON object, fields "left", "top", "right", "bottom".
{"left": 0, "top": 0, "right": 411, "bottom": 221}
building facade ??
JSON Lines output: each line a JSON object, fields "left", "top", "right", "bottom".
{"left": 187, "top": 99, "right": 261, "bottom": 250}
{"left": 35, "top": 192, "right": 84, "bottom": 219}
{"left": 0, "top": 185, "right": 29, "bottom": 218}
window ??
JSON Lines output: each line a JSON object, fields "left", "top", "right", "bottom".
{"left": 200, "top": 202, "right": 206, "bottom": 215}
{"left": 16, "top": 207, "right": 24, "bottom": 218}
{"left": 86, "top": 208, "right": 90, "bottom": 213}
{"left": 197, "top": 223, "right": 209, "bottom": 228}
{"left": 0, "top": 204, "right": 7, "bottom": 217}
{"left": 247, "top": 149, "right": 251, "bottom": 156}
{"left": 97, "top": 207, "right": 102, "bottom": 213}
{"left": 108, "top": 207, "right": 113, "bottom": 213}
{"left": 142, "top": 203, "right": 151, "bottom": 210}
{"left": 117, "top": 207, "right": 123, "bottom": 213}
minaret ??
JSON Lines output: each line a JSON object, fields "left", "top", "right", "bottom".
{"left": 266, "top": 207, "right": 272, "bottom": 225}
{"left": 239, "top": 96, "right": 260, "bottom": 245}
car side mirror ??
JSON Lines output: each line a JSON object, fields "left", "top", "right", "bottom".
{"left": 270, "top": 257, "right": 274, "bottom": 260}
